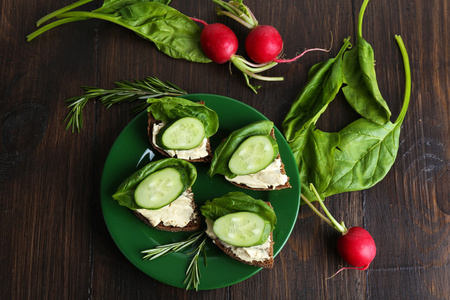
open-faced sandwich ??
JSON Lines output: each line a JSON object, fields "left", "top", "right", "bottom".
{"left": 208, "top": 120, "right": 291, "bottom": 190}
{"left": 147, "top": 97, "right": 219, "bottom": 162}
{"left": 112, "top": 158, "right": 201, "bottom": 232}
{"left": 200, "top": 192, "right": 277, "bottom": 268}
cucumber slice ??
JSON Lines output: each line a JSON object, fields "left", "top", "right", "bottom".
{"left": 213, "top": 212, "right": 271, "bottom": 247}
{"left": 134, "top": 167, "right": 185, "bottom": 209}
{"left": 156, "top": 117, "right": 205, "bottom": 150}
{"left": 228, "top": 135, "right": 278, "bottom": 175}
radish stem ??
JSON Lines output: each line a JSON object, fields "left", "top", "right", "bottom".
{"left": 231, "top": 57, "right": 283, "bottom": 81}
{"left": 190, "top": 17, "right": 208, "bottom": 27}
{"left": 300, "top": 194, "right": 334, "bottom": 228}
{"left": 309, "top": 184, "right": 347, "bottom": 233}
{"left": 213, "top": 0, "right": 258, "bottom": 29}
{"left": 233, "top": 56, "right": 279, "bottom": 73}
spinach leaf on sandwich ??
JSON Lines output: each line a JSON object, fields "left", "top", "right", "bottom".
{"left": 112, "top": 158, "right": 197, "bottom": 210}
{"left": 147, "top": 97, "right": 219, "bottom": 138}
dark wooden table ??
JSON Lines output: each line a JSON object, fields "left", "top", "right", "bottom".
{"left": 1, "top": 0, "right": 448, "bottom": 299}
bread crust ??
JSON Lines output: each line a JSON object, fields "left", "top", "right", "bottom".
{"left": 147, "top": 101, "right": 213, "bottom": 162}
{"left": 133, "top": 188, "right": 201, "bottom": 232}
{"left": 210, "top": 232, "right": 274, "bottom": 268}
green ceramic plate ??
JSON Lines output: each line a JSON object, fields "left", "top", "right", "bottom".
{"left": 100, "top": 94, "right": 301, "bottom": 290}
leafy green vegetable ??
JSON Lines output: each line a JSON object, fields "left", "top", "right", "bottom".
{"left": 341, "top": 0, "right": 391, "bottom": 124}
{"left": 200, "top": 191, "right": 277, "bottom": 231}
{"left": 288, "top": 125, "right": 340, "bottom": 201}
{"left": 112, "top": 158, "right": 197, "bottom": 209}
{"left": 94, "top": 0, "right": 172, "bottom": 15}
{"left": 282, "top": 38, "right": 351, "bottom": 143}
{"left": 281, "top": 38, "right": 350, "bottom": 201}
{"left": 282, "top": 0, "right": 411, "bottom": 202}
{"left": 147, "top": 97, "right": 219, "bottom": 138}
{"left": 27, "top": 0, "right": 211, "bottom": 63}
{"left": 207, "top": 120, "right": 276, "bottom": 178}
{"left": 324, "top": 35, "right": 411, "bottom": 197}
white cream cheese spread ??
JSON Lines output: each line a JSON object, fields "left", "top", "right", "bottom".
{"left": 205, "top": 219, "right": 271, "bottom": 262}
{"left": 152, "top": 122, "right": 209, "bottom": 160}
{"left": 135, "top": 190, "right": 195, "bottom": 227}
{"left": 226, "top": 157, "right": 288, "bottom": 189}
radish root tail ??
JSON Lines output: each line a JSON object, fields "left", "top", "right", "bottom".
{"left": 326, "top": 263, "right": 371, "bottom": 280}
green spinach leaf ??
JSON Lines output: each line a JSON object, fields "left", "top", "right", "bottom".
{"left": 324, "top": 35, "right": 411, "bottom": 197}
{"left": 94, "top": 0, "right": 172, "bottom": 14}
{"left": 324, "top": 118, "right": 397, "bottom": 196}
{"left": 341, "top": 0, "right": 391, "bottom": 125}
{"left": 200, "top": 191, "right": 277, "bottom": 231}
{"left": 282, "top": 38, "right": 351, "bottom": 143}
{"left": 112, "top": 158, "right": 197, "bottom": 209}
{"left": 28, "top": 1, "right": 211, "bottom": 63}
{"left": 147, "top": 97, "right": 219, "bottom": 138}
{"left": 282, "top": 0, "right": 411, "bottom": 203}
{"left": 208, "top": 120, "right": 275, "bottom": 178}
{"left": 289, "top": 125, "right": 340, "bottom": 202}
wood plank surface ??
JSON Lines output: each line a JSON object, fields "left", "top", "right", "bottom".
{"left": 0, "top": 0, "right": 448, "bottom": 299}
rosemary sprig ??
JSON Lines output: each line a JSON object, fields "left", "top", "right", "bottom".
{"left": 141, "top": 230, "right": 205, "bottom": 260}
{"left": 64, "top": 76, "right": 187, "bottom": 132}
{"left": 183, "top": 236, "right": 207, "bottom": 291}
{"left": 141, "top": 231, "right": 208, "bottom": 291}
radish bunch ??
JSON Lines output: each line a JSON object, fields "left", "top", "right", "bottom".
{"left": 202, "top": 0, "right": 330, "bottom": 92}
{"left": 191, "top": 1, "right": 330, "bottom": 93}
{"left": 302, "top": 184, "right": 377, "bottom": 275}
{"left": 191, "top": 18, "right": 283, "bottom": 93}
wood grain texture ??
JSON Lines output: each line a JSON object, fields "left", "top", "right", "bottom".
{"left": 0, "top": 0, "right": 448, "bottom": 299}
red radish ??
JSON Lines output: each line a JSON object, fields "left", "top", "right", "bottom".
{"left": 190, "top": 18, "right": 284, "bottom": 93}
{"left": 200, "top": 23, "right": 238, "bottom": 64}
{"left": 301, "top": 184, "right": 377, "bottom": 275}
{"left": 245, "top": 25, "right": 283, "bottom": 64}
{"left": 213, "top": 0, "right": 331, "bottom": 64}
{"left": 337, "top": 227, "right": 376, "bottom": 269}
{"left": 245, "top": 25, "right": 332, "bottom": 64}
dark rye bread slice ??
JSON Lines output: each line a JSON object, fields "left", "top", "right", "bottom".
{"left": 206, "top": 202, "right": 275, "bottom": 268}
{"left": 147, "top": 101, "right": 213, "bottom": 162}
{"left": 226, "top": 129, "right": 291, "bottom": 191}
{"left": 133, "top": 188, "right": 201, "bottom": 232}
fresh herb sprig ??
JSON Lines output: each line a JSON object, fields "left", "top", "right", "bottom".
{"left": 64, "top": 76, "right": 187, "bottom": 132}
{"left": 141, "top": 231, "right": 207, "bottom": 291}
{"left": 183, "top": 236, "right": 207, "bottom": 291}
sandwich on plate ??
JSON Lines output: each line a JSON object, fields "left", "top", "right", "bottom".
{"left": 147, "top": 97, "right": 219, "bottom": 162}
{"left": 208, "top": 120, "right": 291, "bottom": 190}
{"left": 200, "top": 191, "right": 277, "bottom": 268}
{"left": 112, "top": 158, "right": 201, "bottom": 232}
